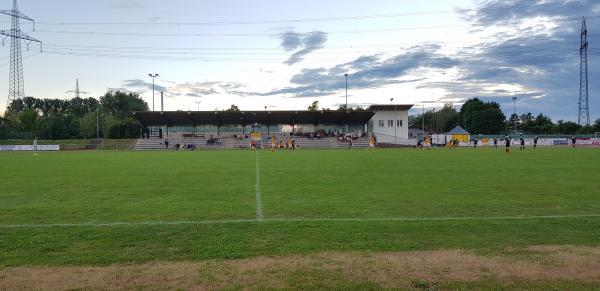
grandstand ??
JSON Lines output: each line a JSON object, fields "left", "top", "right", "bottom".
{"left": 132, "top": 106, "right": 411, "bottom": 150}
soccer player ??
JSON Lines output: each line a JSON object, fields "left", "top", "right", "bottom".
{"left": 367, "top": 135, "right": 376, "bottom": 152}
{"left": 348, "top": 138, "right": 353, "bottom": 150}
{"left": 533, "top": 136, "right": 539, "bottom": 149}
{"left": 519, "top": 135, "right": 525, "bottom": 150}
{"left": 571, "top": 135, "right": 577, "bottom": 148}
{"left": 493, "top": 138, "right": 498, "bottom": 148}
{"left": 33, "top": 137, "right": 39, "bottom": 156}
{"left": 504, "top": 136, "right": 511, "bottom": 154}
{"left": 472, "top": 138, "right": 478, "bottom": 149}
{"left": 271, "top": 135, "right": 277, "bottom": 152}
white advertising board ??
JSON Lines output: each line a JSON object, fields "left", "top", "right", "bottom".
{"left": 0, "top": 145, "right": 60, "bottom": 151}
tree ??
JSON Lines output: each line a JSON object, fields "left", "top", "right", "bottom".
{"left": 307, "top": 101, "right": 319, "bottom": 111}
{"left": 554, "top": 120, "right": 581, "bottom": 135}
{"left": 225, "top": 104, "right": 240, "bottom": 112}
{"left": 100, "top": 91, "right": 148, "bottom": 118}
{"left": 459, "top": 98, "right": 506, "bottom": 134}
{"left": 105, "top": 117, "right": 142, "bottom": 139}
{"left": 79, "top": 112, "right": 100, "bottom": 139}
{"left": 594, "top": 119, "right": 600, "bottom": 133}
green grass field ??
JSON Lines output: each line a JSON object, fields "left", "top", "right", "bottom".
{"left": 1, "top": 148, "right": 600, "bottom": 289}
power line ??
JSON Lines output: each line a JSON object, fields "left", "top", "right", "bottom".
{"left": 27, "top": 0, "right": 600, "bottom": 27}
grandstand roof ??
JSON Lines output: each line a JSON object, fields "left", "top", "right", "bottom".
{"left": 368, "top": 104, "right": 414, "bottom": 111}
{"left": 132, "top": 110, "right": 376, "bottom": 126}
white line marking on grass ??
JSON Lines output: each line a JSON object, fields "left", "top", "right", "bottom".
{"left": 1, "top": 214, "right": 599, "bottom": 229}
{"left": 255, "top": 150, "right": 264, "bottom": 222}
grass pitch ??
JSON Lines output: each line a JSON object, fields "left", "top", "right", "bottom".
{"left": 1, "top": 147, "right": 600, "bottom": 288}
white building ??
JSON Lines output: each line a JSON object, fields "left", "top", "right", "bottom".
{"left": 368, "top": 105, "right": 413, "bottom": 144}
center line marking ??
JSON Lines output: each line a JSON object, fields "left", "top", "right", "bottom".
{"left": 255, "top": 149, "right": 264, "bottom": 222}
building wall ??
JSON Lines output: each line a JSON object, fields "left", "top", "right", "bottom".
{"left": 370, "top": 110, "right": 409, "bottom": 144}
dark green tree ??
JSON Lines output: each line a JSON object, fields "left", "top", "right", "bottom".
{"left": 459, "top": 98, "right": 506, "bottom": 134}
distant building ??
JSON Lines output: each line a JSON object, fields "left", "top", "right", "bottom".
{"left": 367, "top": 105, "right": 413, "bottom": 144}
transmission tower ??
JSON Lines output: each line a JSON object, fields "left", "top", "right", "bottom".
{"left": 0, "top": 0, "right": 41, "bottom": 105}
{"left": 578, "top": 17, "right": 590, "bottom": 126}
{"left": 66, "top": 79, "right": 88, "bottom": 98}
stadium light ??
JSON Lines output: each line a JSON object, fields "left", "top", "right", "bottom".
{"left": 344, "top": 73, "right": 348, "bottom": 133}
{"left": 512, "top": 97, "right": 518, "bottom": 135}
{"left": 148, "top": 73, "right": 159, "bottom": 111}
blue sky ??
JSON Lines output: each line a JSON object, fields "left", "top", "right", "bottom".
{"left": 0, "top": 0, "right": 598, "bottom": 121}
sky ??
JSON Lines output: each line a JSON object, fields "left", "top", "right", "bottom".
{"left": 0, "top": 0, "right": 599, "bottom": 121}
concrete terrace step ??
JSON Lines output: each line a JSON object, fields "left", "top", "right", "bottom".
{"left": 134, "top": 137, "right": 371, "bottom": 150}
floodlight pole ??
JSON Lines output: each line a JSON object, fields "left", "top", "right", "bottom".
{"left": 512, "top": 96, "right": 517, "bottom": 135}
{"left": 96, "top": 107, "right": 99, "bottom": 140}
{"left": 344, "top": 73, "right": 348, "bottom": 133}
{"left": 422, "top": 104, "right": 425, "bottom": 133}
{"left": 148, "top": 73, "right": 159, "bottom": 111}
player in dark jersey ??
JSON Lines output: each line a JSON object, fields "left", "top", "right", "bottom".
{"left": 533, "top": 136, "right": 538, "bottom": 149}
{"left": 571, "top": 136, "right": 577, "bottom": 148}
{"left": 519, "top": 136, "right": 525, "bottom": 150}
{"left": 493, "top": 138, "right": 498, "bottom": 148}
{"left": 504, "top": 136, "right": 511, "bottom": 154}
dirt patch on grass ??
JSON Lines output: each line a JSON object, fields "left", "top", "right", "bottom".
{"left": 1, "top": 246, "right": 599, "bottom": 290}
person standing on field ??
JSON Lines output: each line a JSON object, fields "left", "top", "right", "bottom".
{"left": 571, "top": 136, "right": 577, "bottom": 148}
{"left": 504, "top": 136, "right": 511, "bottom": 154}
{"left": 33, "top": 137, "right": 38, "bottom": 156}
{"left": 164, "top": 139, "right": 169, "bottom": 150}
{"left": 493, "top": 138, "right": 498, "bottom": 148}
{"left": 520, "top": 136, "right": 525, "bottom": 150}
{"left": 533, "top": 136, "right": 539, "bottom": 149}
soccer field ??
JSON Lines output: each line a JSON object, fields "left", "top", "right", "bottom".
{"left": 1, "top": 148, "right": 600, "bottom": 289}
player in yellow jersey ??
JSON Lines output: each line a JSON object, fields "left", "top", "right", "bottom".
{"left": 271, "top": 135, "right": 277, "bottom": 152}
{"left": 367, "top": 135, "right": 376, "bottom": 152}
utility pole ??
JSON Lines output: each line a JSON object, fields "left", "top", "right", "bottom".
{"left": 0, "top": 0, "right": 42, "bottom": 105}
{"left": 148, "top": 73, "right": 159, "bottom": 111}
{"left": 578, "top": 17, "right": 590, "bottom": 126}
{"left": 512, "top": 97, "right": 518, "bottom": 135}
{"left": 391, "top": 98, "right": 396, "bottom": 145}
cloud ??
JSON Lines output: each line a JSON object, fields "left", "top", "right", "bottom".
{"left": 279, "top": 30, "right": 328, "bottom": 65}
{"left": 422, "top": 0, "right": 600, "bottom": 120}
{"left": 463, "top": 0, "right": 599, "bottom": 27}
{"left": 122, "top": 79, "right": 167, "bottom": 93}
{"left": 112, "top": 0, "right": 144, "bottom": 10}
{"left": 243, "top": 44, "right": 456, "bottom": 98}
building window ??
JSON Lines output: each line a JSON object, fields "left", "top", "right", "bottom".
{"left": 388, "top": 120, "right": 394, "bottom": 127}
{"left": 397, "top": 120, "right": 403, "bottom": 127}
{"left": 378, "top": 120, "right": 384, "bottom": 127}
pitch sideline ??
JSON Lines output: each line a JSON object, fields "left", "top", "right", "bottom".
{"left": 1, "top": 214, "right": 600, "bottom": 229}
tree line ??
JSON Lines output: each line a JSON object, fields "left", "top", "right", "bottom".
{"left": 409, "top": 98, "right": 600, "bottom": 135}
{"left": 0, "top": 91, "right": 148, "bottom": 140}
